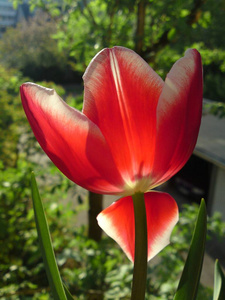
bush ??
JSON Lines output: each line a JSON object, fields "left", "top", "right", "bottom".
{"left": 0, "top": 65, "right": 29, "bottom": 167}
{"left": 0, "top": 12, "right": 80, "bottom": 83}
{"left": 0, "top": 158, "right": 76, "bottom": 299}
{"left": 1, "top": 167, "right": 224, "bottom": 300}
{"left": 1, "top": 61, "right": 224, "bottom": 299}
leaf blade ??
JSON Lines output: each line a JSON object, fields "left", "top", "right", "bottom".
{"left": 174, "top": 199, "right": 207, "bottom": 300}
{"left": 31, "top": 172, "right": 68, "bottom": 300}
{"left": 63, "top": 283, "right": 75, "bottom": 300}
{"left": 213, "top": 259, "right": 225, "bottom": 300}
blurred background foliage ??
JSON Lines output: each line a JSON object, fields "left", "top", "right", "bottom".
{"left": 1, "top": 0, "right": 225, "bottom": 298}
{"left": 4, "top": 0, "right": 225, "bottom": 103}
{"left": 1, "top": 153, "right": 224, "bottom": 299}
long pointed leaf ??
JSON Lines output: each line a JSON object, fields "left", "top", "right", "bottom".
{"left": 174, "top": 199, "right": 207, "bottom": 300}
{"left": 213, "top": 259, "right": 225, "bottom": 300}
{"left": 63, "top": 283, "right": 75, "bottom": 300}
{"left": 31, "top": 172, "right": 68, "bottom": 300}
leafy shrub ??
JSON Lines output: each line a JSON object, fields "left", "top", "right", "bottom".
{"left": 0, "top": 63, "right": 81, "bottom": 168}
{"left": 1, "top": 61, "right": 224, "bottom": 299}
{"left": 0, "top": 12, "right": 80, "bottom": 83}
{"left": 2, "top": 170, "right": 224, "bottom": 300}
{"left": 0, "top": 65, "right": 29, "bottom": 167}
{"left": 0, "top": 158, "right": 76, "bottom": 299}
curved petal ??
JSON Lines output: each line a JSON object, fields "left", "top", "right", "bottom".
{"left": 20, "top": 83, "right": 124, "bottom": 194}
{"left": 152, "top": 49, "right": 203, "bottom": 186}
{"left": 97, "top": 191, "right": 178, "bottom": 262}
{"left": 83, "top": 47, "right": 164, "bottom": 193}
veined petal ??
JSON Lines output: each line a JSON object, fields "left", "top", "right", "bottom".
{"left": 97, "top": 191, "right": 178, "bottom": 262}
{"left": 20, "top": 83, "right": 124, "bottom": 194}
{"left": 152, "top": 49, "right": 203, "bottom": 186}
{"left": 83, "top": 47, "right": 164, "bottom": 192}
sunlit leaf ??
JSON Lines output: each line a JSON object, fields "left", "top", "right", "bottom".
{"left": 63, "top": 283, "right": 75, "bottom": 300}
{"left": 31, "top": 172, "right": 69, "bottom": 300}
{"left": 213, "top": 259, "right": 225, "bottom": 300}
{"left": 173, "top": 199, "right": 207, "bottom": 300}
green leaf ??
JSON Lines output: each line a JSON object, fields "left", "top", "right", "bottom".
{"left": 63, "top": 283, "right": 75, "bottom": 300}
{"left": 213, "top": 259, "right": 225, "bottom": 300}
{"left": 173, "top": 199, "right": 207, "bottom": 300}
{"left": 31, "top": 172, "right": 69, "bottom": 300}
{"left": 167, "top": 28, "right": 177, "bottom": 41}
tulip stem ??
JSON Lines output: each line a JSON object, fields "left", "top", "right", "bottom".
{"left": 131, "top": 192, "right": 148, "bottom": 300}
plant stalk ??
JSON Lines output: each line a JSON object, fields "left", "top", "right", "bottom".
{"left": 131, "top": 192, "right": 148, "bottom": 300}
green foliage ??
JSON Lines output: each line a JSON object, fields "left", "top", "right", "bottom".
{"left": 0, "top": 66, "right": 85, "bottom": 298}
{"left": 174, "top": 200, "right": 207, "bottom": 300}
{"left": 66, "top": 92, "right": 84, "bottom": 112}
{"left": 30, "top": 172, "right": 69, "bottom": 300}
{"left": 213, "top": 260, "right": 225, "bottom": 300}
{"left": 0, "top": 158, "right": 75, "bottom": 299}
{"left": 4, "top": 0, "right": 225, "bottom": 102}
{"left": 0, "top": 64, "right": 76, "bottom": 168}
{"left": 1, "top": 2, "right": 225, "bottom": 298}
{"left": 59, "top": 232, "right": 129, "bottom": 298}
{"left": 0, "top": 65, "right": 28, "bottom": 167}
{"left": 51, "top": 0, "right": 135, "bottom": 72}
{"left": 150, "top": 203, "right": 225, "bottom": 300}
{"left": 0, "top": 12, "right": 77, "bottom": 83}
{"left": 61, "top": 203, "right": 224, "bottom": 300}
{"left": 0, "top": 71, "right": 224, "bottom": 297}
{"left": 11, "top": 0, "right": 225, "bottom": 101}
{"left": 0, "top": 159, "right": 46, "bottom": 299}
{"left": 146, "top": 0, "right": 225, "bottom": 102}
{"left": 2, "top": 173, "right": 224, "bottom": 300}
{"left": 204, "top": 101, "right": 225, "bottom": 118}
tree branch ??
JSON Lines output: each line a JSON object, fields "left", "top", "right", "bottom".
{"left": 142, "top": 0, "right": 206, "bottom": 63}
{"left": 81, "top": 0, "right": 98, "bottom": 28}
{"left": 187, "top": 0, "right": 206, "bottom": 25}
{"left": 135, "top": 0, "right": 147, "bottom": 55}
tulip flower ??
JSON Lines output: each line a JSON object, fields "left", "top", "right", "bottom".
{"left": 20, "top": 46, "right": 202, "bottom": 297}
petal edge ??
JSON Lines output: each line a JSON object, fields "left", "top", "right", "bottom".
{"left": 20, "top": 83, "right": 124, "bottom": 194}
{"left": 97, "top": 191, "right": 179, "bottom": 262}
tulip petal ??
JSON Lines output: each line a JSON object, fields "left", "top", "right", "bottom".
{"left": 83, "top": 47, "right": 164, "bottom": 193}
{"left": 97, "top": 191, "right": 178, "bottom": 262}
{"left": 20, "top": 83, "right": 124, "bottom": 194}
{"left": 152, "top": 49, "right": 203, "bottom": 186}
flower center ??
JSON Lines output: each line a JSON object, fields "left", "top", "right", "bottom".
{"left": 123, "top": 176, "right": 152, "bottom": 196}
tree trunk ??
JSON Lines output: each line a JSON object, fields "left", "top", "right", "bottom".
{"left": 135, "top": 0, "right": 147, "bottom": 55}
{"left": 88, "top": 191, "right": 103, "bottom": 241}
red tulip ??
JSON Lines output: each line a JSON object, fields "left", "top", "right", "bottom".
{"left": 20, "top": 46, "right": 202, "bottom": 261}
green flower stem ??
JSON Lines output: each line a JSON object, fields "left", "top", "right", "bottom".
{"left": 131, "top": 192, "right": 148, "bottom": 300}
